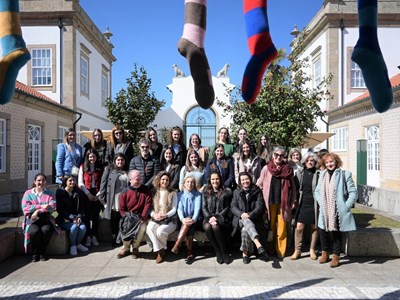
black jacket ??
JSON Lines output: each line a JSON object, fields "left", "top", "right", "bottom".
{"left": 230, "top": 185, "right": 265, "bottom": 237}
{"left": 129, "top": 155, "right": 160, "bottom": 188}
{"left": 55, "top": 187, "right": 86, "bottom": 225}
{"left": 202, "top": 188, "right": 232, "bottom": 225}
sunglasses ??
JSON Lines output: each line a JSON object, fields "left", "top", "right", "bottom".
{"left": 114, "top": 131, "right": 123, "bottom": 135}
{"left": 141, "top": 146, "right": 149, "bottom": 149}
{"left": 274, "top": 153, "right": 284, "bottom": 158}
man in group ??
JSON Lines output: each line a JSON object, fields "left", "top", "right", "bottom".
{"left": 129, "top": 138, "right": 160, "bottom": 188}
{"left": 117, "top": 170, "right": 152, "bottom": 259}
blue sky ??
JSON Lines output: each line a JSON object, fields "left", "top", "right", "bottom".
{"left": 80, "top": 1, "right": 323, "bottom": 109}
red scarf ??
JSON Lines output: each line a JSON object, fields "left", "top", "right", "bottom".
{"left": 267, "top": 161, "right": 293, "bottom": 211}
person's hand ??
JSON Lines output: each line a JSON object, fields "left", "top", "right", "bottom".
{"left": 182, "top": 218, "right": 194, "bottom": 225}
{"left": 241, "top": 212, "right": 249, "bottom": 220}
{"left": 209, "top": 216, "right": 217, "bottom": 225}
{"left": 75, "top": 217, "right": 81, "bottom": 225}
{"left": 31, "top": 210, "right": 40, "bottom": 221}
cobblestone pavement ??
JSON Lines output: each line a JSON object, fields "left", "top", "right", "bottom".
{"left": 0, "top": 244, "right": 399, "bottom": 299}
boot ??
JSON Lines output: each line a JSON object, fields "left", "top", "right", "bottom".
{"left": 156, "top": 248, "right": 165, "bottom": 264}
{"left": 310, "top": 229, "right": 318, "bottom": 260}
{"left": 290, "top": 229, "right": 302, "bottom": 260}
{"left": 186, "top": 236, "right": 194, "bottom": 261}
{"left": 319, "top": 251, "right": 329, "bottom": 264}
{"left": 171, "top": 224, "right": 190, "bottom": 254}
{"left": 330, "top": 254, "right": 340, "bottom": 268}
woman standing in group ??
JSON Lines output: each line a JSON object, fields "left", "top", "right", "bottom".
{"left": 202, "top": 171, "right": 232, "bottom": 264}
{"left": 98, "top": 153, "right": 129, "bottom": 246}
{"left": 55, "top": 128, "right": 83, "bottom": 184}
{"left": 146, "top": 171, "right": 178, "bottom": 264}
{"left": 21, "top": 173, "right": 59, "bottom": 262}
{"left": 56, "top": 176, "right": 88, "bottom": 256}
{"left": 159, "top": 146, "right": 180, "bottom": 191}
{"left": 288, "top": 148, "right": 302, "bottom": 176}
{"left": 165, "top": 126, "right": 187, "bottom": 168}
{"left": 234, "top": 141, "right": 265, "bottom": 185}
{"left": 314, "top": 152, "right": 357, "bottom": 268}
{"left": 83, "top": 129, "right": 108, "bottom": 168}
{"left": 78, "top": 148, "right": 104, "bottom": 247}
{"left": 204, "top": 144, "right": 235, "bottom": 190}
{"left": 146, "top": 127, "right": 163, "bottom": 160}
{"left": 106, "top": 125, "right": 133, "bottom": 170}
{"left": 231, "top": 172, "right": 268, "bottom": 264}
{"left": 257, "top": 133, "right": 273, "bottom": 163}
{"left": 179, "top": 149, "right": 205, "bottom": 192}
{"left": 290, "top": 152, "right": 320, "bottom": 261}
{"left": 188, "top": 133, "right": 209, "bottom": 164}
{"left": 171, "top": 176, "right": 202, "bottom": 262}
{"left": 257, "top": 146, "right": 297, "bottom": 259}
{"left": 210, "top": 127, "right": 234, "bottom": 158}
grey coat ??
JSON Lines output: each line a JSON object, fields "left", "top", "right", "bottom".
{"left": 98, "top": 166, "right": 129, "bottom": 219}
{"left": 314, "top": 169, "right": 357, "bottom": 232}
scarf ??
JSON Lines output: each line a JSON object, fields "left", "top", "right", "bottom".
{"left": 267, "top": 161, "right": 293, "bottom": 212}
{"left": 321, "top": 170, "right": 338, "bottom": 231}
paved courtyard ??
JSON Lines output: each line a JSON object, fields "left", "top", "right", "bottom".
{"left": 0, "top": 243, "right": 399, "bottom": 299}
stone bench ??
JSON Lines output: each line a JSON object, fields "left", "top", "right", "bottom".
{"left": 98, "top": 219, "right": 208, "bottom": 243}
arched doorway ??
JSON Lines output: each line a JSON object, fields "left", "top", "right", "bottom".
{"left": 185, "top": 106, "right": 216, "bottom": 147}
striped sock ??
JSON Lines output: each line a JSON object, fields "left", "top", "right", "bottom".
{"left": 178, "top": 0, "right": 214, "bottom": 109}
{"left": 0, "top": 0, "right": 31, "bottom": 105}
{"left": 241, "top": 0, "right": 278, "bottom": 105}
{"left": 351, "top": 0, "right": 392, "bottom": 113}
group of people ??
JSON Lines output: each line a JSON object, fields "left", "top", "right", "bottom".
{"left": 21, "top": 125, "right": 357, "bottom": 268}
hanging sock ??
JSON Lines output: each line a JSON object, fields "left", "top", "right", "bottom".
{"left": 241, "top": 0, "right": 278, "bottom": 104}
{"left": 0, "top": 0, "right": 31, "bottom": 105}
{"left": 351, "top": 0, "right": 393, "bottom": 113}
{"left": 178, "top": 0, "right": 214, "bottom": 109}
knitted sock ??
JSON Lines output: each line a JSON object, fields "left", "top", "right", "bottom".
{"left": 178, "top": 0, "right": 214, "bottom": 109}
{"left": 0, "top": 0, "right": 31, "bottom": 105}
{"left": 242, "top": 0, "right": 278, "bottom": 105}
{"left": 351, "top": 0, "right": 392, "bottom": 113}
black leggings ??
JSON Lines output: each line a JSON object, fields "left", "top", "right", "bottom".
{"left": 27, "top": 217, "right": 52, "bottom": 255}
{"left": 110, "top": 210, "right": 121, "bottom": 237}
{"left": 203, "top": 222, "right": 227, "bottom": 254}
{"left": 319, "top": 229, "right": 342, "bottom": 255}
{"left": 85, "top": 200, "right": 102, "bottom": 237}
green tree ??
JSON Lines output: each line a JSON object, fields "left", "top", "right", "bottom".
{"left": 217, "top": 38, "right": 332, "bottom": 149}
{"left": 105, "top": 64, "right": 165, "bottom": 146}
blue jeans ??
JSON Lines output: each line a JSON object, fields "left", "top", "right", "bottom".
{"left": 60, "top": 222, "right": 87, "bottom": 246}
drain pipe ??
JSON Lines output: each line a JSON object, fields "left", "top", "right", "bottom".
{"left": 73, "top": 112, "right": 82, "bottom": 131}
{"left": 339, "top": 18, "right": 345, "bottom": 106}
{"left": 58, "top": 18, "right": 64, "bottom": 105}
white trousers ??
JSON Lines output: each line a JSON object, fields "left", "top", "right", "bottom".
{"left": 146, "top": 220, "right": 177, "bottom": 252}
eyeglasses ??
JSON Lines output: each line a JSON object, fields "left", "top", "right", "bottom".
{"left": 141, "top": 146, "right": 149, "bottom": 149}
{"left": 114, "top": 131, "right": 123, "bottom": 135}
{"left": 274, "top": 153, "right": 284, "bottom": 158}
{"left": 93, "top": 134, "right": 101, "bottom": 137}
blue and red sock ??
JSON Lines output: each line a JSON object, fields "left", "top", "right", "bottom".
{"left": 351, "top": 0, "right": 392, "bottom": 113}
{"left": 241, "top": 0, "right": 278, "bottom": 105}
{"left": 0, "top": 0, "right": 31, "bottom": 105}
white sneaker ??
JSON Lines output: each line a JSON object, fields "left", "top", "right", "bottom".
{"left": 77, "top": 244, "right": 88, "bottom": 252}
{"left": 70, "top": 246, "right": 77, "bottom": 256}
{"left": 85, "top": 236, "right": 91, "bottom": 247}
{"left": 91, "top": 236, "right": 99, "bottom": 246}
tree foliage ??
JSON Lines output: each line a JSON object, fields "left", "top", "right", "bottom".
{"left": 105, "top": 64, "right": 165, "bottom": 145}
{"left": 217, "top": 33, "right": 332, "bottom": 149}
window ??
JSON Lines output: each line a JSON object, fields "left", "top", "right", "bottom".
{"left": 332, "top": 127, "right": 347, "bottom": 151}
{"left": 80, "top": 55, "right": 89, "bottom": 95}
{"left": 0, "top": 119, "right": 5, "bottom": 172}
{"left": 101, "top": 70, "right": 109, "bottom": 106}
{"left": 313, "top": 57, "right": 321, "bottom": 88}
{"left": 31, "top": 48, "right": 52, "bottom": 86}
{"left": 367, "top": 126, "right": 380, "bottom": 171}
{"left": 350, "top": 60, "right": 366, "bottom": 88}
